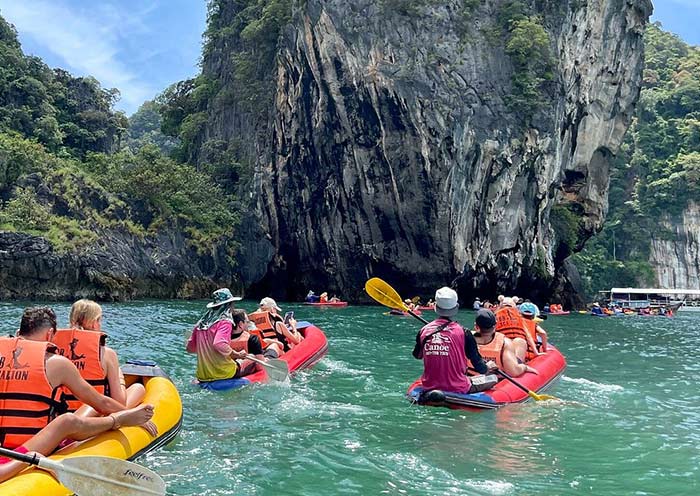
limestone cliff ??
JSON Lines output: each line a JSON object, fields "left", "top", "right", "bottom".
{"left": 199, "top": 0, "right": 652, "bottom": 302}
{"left": 650, "top": 202, "right": 700, "bottom": 290}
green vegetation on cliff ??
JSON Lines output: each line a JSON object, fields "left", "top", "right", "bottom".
{"left": 573, "top": 23, "right": 700, "bottom": 297}
{"left": 0, "top": 15, "right": 239, "bottom": 255}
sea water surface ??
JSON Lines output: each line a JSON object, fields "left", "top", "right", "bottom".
{"left": 0, "top": 301, "right": 698, "bottom": 495}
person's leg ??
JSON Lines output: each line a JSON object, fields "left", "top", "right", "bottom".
{"left": 511, "top": 338, "right": 527, "bottom": 361}
{"left": 234, "top": 358, "right": 258, "bottom": 377}
{"left": 73, "top": 383, "right": 147, "bottom": 419}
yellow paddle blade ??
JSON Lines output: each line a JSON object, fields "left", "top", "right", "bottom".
{"left": 365, "top": 278, "right": 409, "bottom": 311}
{"left": 528, "top": 391, "right": 558, "bottom": 401}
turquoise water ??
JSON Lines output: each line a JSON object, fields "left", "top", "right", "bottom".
{"left": 1, "top": 301, "right": 698, "bottom": 495}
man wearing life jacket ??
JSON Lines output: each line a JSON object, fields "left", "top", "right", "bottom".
{"left": 0, "top": 307, "right": 156, "bottom": 483}
{"left": 186, "top": 288, "right": 253, "bottom": 382}
{"left": 494, "top": 297, "right": 539, "bottom": 361}
{"left": 412, "top": 287, "right": 494, "bottom": 395}
{"left": 470, "top": 309, "right": 538, "bottom": 378}
{"left": 519, "top": 302, "right": 548, "bottom": 355}
{"left": 228, "top": 309, "right": 282, "bottom": 376}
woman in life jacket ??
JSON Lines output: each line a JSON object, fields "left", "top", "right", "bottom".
{"left": 257, "top": 297, "right": 303, "bottom": 352}
{"left": 518, "top": 302, "right": 548, "bottom": 356}
{"left": 51, "top": 300, "right": 146, "bottom": 416}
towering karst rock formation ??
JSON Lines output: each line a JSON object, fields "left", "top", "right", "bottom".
{"left": 195, "top": 0, "right": 653, "bottom": 304}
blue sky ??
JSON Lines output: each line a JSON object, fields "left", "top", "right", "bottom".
{"left": 0, "top": 1, "right": 698, "bottom": 115}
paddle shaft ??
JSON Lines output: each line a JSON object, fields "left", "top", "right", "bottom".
{"left": 244, "top": 354, "right": 275, "bottom": 368}
{"left": 0, "top": 446, "right": 40, "bottom": 465}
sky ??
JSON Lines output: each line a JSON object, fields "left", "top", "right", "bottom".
{"left": 0, "top": 0, "right": 698, "bottom": 116}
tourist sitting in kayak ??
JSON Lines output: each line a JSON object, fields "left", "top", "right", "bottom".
{"left": 470, "top": 309, "right": 538, "bottom": 378}
{"left": 305, "top": 290, "right": 320, "bottom": 303}
{"left": 518, "top": 302, "right": 548, "bottom": 354}
{"left": 253, "top": 297, "right": 303, "bottom": 352}
{"left": 591, "top": 302, "right": 604, "bottom": 315}
{"left": 319, "top": 292, "right": 329, "bottom": 303}
{"left": 494, "top": 297, "right": 540, "bottom": 361}
{"left": 186, "top": 288, "right": 257, "bottom": 382}
{"left": 329, "top": 295, "right": 341, "bottom": 302}
{"left": 229, "top": 309, "right": 282, "bottom": 373}
{"left": 412, "top": 287, "right": 496, "bottom": 395}
{"left": 0, "top": 307, "right": 156, "bottom": 482}
{"left": 50, "top": 299, "right": 146, "bottom": 416}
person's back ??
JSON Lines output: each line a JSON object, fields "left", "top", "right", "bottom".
{"left": 412, "top": 287, "right": 491, "bottom": 394}
{"left": 0, "top": 337, "right": 67, "bottom": 449}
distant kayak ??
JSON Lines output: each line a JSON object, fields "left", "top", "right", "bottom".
{"left": 547, "top": 311, "right": 570, "bottom": 315}
{"left": 417, "top": 305, "right": 435, "bottom": 311}
{"left": 388, "top": 309, "right": 422, "bottom": 316}
{"left": 303, "top": 301, "right": 348, "bottom": 307}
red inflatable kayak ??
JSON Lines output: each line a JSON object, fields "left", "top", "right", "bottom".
{"left": 417, "top": 305, "right": 435, "bottom": 311}
{"left": 547, "top": 311, "right": 570, "bottom": 315}
{"left": 303, "top": 301, "right": 349, "bottom": 307}
{"left": 406, "top": 344, "right": 566, "bottom": 410}
{"left": 197, "top": 322, "right": 328, "bottom": 391}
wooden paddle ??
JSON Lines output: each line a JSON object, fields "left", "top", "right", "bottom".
{"left": 244, "top": 354, "right": 289, "bottom": 381}
{"left": 0, "top": 447, "right": 166, "bottom": 495}
{"left": 364, "top": 277, "right": 559, "bottom": 402}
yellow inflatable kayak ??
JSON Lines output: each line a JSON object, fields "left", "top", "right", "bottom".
{"left": 0, "top": 361, "right": 182, "bottom": 495}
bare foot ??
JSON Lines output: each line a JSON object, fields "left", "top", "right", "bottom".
{"left": 111, "top": 404, "right": 155, "bottom": 432}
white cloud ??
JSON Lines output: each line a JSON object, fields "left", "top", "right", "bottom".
{"left": 0, "top": 0, "right": 158, "bottom": 113}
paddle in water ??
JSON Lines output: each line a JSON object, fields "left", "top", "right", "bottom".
{"left": 364, "top": 277, "right": 559, "bottom": 402}
{"left": 244, "top": 354, "right": 289, "bottom": 382}
{"left": 0, "top": 447, "right": 166, "bottom": 496}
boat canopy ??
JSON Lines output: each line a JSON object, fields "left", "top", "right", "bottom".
{"left": 608, "top": 288, "right": 700, "bottom": 296}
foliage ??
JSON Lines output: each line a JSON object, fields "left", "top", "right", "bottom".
{"left": 573, "top": 23, "right": 700, "bottom": 298}
{"left": 550, "top": 204, "right": 581, "bottom": 261}
{"left": 124, "top": 100, "right": 178, "bottom": 155}
{"left": 482, "top": 2, "right": 553, "bottom": 120}
{"left": 0, "top": 18, "right": 126, "bottom": 156}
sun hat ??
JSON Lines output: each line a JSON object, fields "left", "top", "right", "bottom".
{"left": 435, "top": 287, "right": 459, "bottom": 317}
{"left": 259, "top": 297, "right": 282, "bottom": 312}
{"left": 206, "top": 288, "right": 242, "bottom": 308}
{"left": 519, "top": 302, "right": 539, "bottom": 316}
{"left": 475, "top": 309, "right": 497, "bottom": 329}
{"left": 501, "top": 297, "right": 516, "bottom": 307}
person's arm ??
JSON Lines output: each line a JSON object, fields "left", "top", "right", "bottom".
{"left": 277, "top": 320, "right": 302, "bottom": 345}
{"left": 412, "top": 331, "right": 423, "bottom": 359}
{"left": 464, "top": 330, "right": 488, "bottom": 374}
{"left": 524, "top": 326, "right": 541, "bottom": 356}
{"left": 501, "top": 340, "right": 538, "bottom": 377}
{"left": 536, "top": 325, "right": 548, "bottom": 352}
{"left": 185, "top": 328, "right": 197, "bottom": 353}
{"left": 47, "top": 355, "right": 126, "bottom": 414}
{"left": 102, "top": 346, "right": 127, "bottom": 405}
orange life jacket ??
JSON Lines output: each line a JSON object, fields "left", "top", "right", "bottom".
{"left": 0, "top": 337, "right": 67, "bottom": 449}
{"left": 248, "top": 311, "right": 279, "bottom": 341}
{"left": 51, "top": 329, "right": 109, "bottom": 412}
{"left": 521, "top": 319, "right": 539, "bottom": 360}
{"left": 468, "top": 332, "right": 506, "bottom": 373}
{"left": 495, "top": 307, "right": 527, "bottom": 341}
{"left": 230, "top": 331, "right": 250, "bottom": 354}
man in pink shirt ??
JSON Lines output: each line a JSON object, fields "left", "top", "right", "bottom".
{"left": 186, "top": 288, "right": 253, "bottom": 382}
{"left": 412, "top": 287, "right": 494, "bottom": 394}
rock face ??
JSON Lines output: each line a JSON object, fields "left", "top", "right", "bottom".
{"left": 202, "top": 0, "right": 652, "bottom": 301}
{"left": 649, "top": 202, "right": 700, "bottom": 290}
{"left": 0, "top": 230, "right": 232, "bottom": 301}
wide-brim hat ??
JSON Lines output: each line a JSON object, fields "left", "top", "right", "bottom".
{"left": 206, "top": 288, "right": 242, "bottom": 308}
